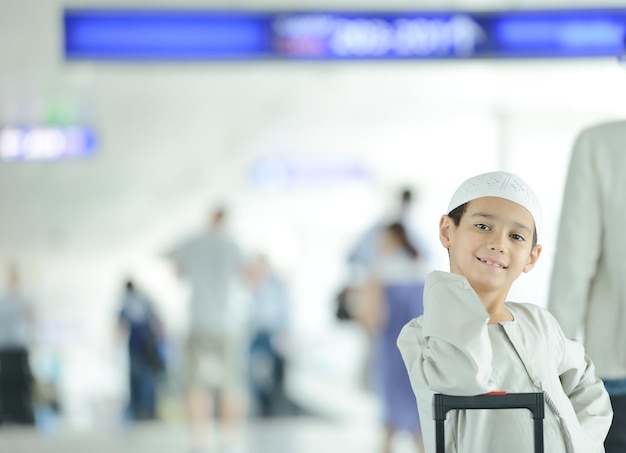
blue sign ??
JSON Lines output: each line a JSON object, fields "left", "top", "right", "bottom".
{"left": 272, "top": 13, "right": 484, "bottom": 59}
{"left": 0, "top": 126, "right": 97, "bottom": 161}
{"left": 64, "top": 8, "right": 626, "bottom": 60}
{"left": 250, "top": 156, "right": 371, "bottom": 189}
{"left": 64, "top": 9, "right": 272, "bottom": 60}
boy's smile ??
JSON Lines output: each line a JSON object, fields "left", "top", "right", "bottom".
{"left": 440, "top": 196, "right": 542, "bottom": 305}
{"left": 477, "top": 256, "right": 507, "bottom": 270}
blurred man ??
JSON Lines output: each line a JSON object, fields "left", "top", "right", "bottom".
{"left": 548, "top": 120, "right": 626, "bottom": 452}
{"left": 243, "top": 253, "right": 292, "bottom": 418}
{"left": 167, "top": 208, "right": 247, "bottom": 453}
{"left": 117, "top": 279, "right": 165, "bottom": 422}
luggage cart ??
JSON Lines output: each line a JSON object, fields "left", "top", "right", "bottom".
{"left": 433, "top": 392, "right": 545, "bottom": 453}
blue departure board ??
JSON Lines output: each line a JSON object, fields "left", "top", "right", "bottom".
{"left": 64, "top": 8, "right": 626, "bottom": 61}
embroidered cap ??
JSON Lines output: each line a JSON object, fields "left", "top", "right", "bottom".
{"left": 447, "top": 171, "right": 542, "bottom": 238}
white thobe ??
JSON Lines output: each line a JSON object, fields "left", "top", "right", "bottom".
{"left": 398, "top": 271, "right": 612, "bottom": 453}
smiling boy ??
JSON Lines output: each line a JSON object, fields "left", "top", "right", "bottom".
{"left": 397, "top": 171, "right": 612, "bottom": 453}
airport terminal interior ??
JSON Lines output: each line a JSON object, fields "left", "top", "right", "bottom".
{"left": 3, "top": 0, "right": 626, "bottom": 451}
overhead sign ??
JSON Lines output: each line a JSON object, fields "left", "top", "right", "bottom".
{"left": 64, "top": 8, "right": 626, "bottom": 60}
{"left": 0, "top": 127, "right": 97, "bottom": 161}
{"left": 249, "top": 156, "right": 371, "bottom": 189}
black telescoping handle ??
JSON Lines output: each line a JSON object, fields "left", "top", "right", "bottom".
{"left": 433, "top": 392, "right": 545, "bottom": 453}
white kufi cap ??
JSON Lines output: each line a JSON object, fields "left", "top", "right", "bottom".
{"left": 447, "top": 171, "right": 542, "bottom": 238}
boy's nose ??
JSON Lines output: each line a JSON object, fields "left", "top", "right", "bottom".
{"left": 488, "top": 235, "right": 506, "bottom": 252}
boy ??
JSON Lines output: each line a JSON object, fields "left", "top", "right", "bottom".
{"left": 397, "top": 171, "right": 612, "bottom": 453}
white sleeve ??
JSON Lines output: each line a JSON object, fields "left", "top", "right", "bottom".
{"left": 398, "top": 270, "right": 496, "bottom": 396}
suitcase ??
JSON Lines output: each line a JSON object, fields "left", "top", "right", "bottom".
{"left": 432, "top": 392, "right": 545, "bottom": 453}
{"left": 0, "top": 348, "right": 35, "bottom": 425}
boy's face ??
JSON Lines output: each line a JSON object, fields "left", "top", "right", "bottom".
{"left": 439, "top": 196, "right": 542, "bottom": 297}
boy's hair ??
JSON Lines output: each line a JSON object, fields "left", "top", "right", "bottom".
{"left": 448, "top": 202, "right": 538, "bottom": 248}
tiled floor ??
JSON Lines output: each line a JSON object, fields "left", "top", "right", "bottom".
{"left": 0, "top": 381, "right": 409, "bottom": 453}
{"left": 0, "top": 415, "right": 424, "bottom": 453}
{"left": 0, "top": 390, "right": 421, "bottom": 453}
{"left": 0, "top": 339, "right": 422, "bottom": 453}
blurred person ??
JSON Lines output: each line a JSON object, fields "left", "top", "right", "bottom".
{"left": 32, "top": 348, "right": 63, "bottom": 434}
{"left": 548, "top": 120, "right": 626, "bottom": 453}
{"left": 0, "top": 263, "right": 36, "bottom": 426}
{"left": 167, "top": 207, "right": 247, "bottom": 453}
{"left": 243, "top": 253, "right": 292, "bottom": 418}
{"left": 347, "top": 187, "right": 430, "bottom": 278}
{"left": 345, "top": 187, "right": 431, "bottom": 391}
{"left": 117, "top": 278, "right": 165, "bottom": 422}
{"left": 356, "top": 222, "right": 426, "bottom": 453}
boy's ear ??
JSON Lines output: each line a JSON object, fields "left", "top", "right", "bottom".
{"left": 523, "top": 244, "right": 543, "bottom": 273}
{"left": 439, "top": 215, "right": 453, "bottom": 248}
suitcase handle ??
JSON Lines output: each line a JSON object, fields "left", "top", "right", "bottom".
{"left": 433, "top": 392, "right": 545, "bottom": 453}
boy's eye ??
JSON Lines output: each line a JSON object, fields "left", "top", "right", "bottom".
{"left": 475, "top": 223, "right": 490, "bottom": 231}
{"left": 510, "top": 233, "right": 525, "bottom": 242}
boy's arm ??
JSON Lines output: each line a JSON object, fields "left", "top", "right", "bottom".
{"left": 398, "top": 270, "right": 496, "bottom": 396}
{"left": 555, "top": 318, "right": 612, "bottom": 443}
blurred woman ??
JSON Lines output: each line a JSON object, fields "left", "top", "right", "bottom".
{"left": 356, "top": 222, "right": 426, "bottom": 453}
